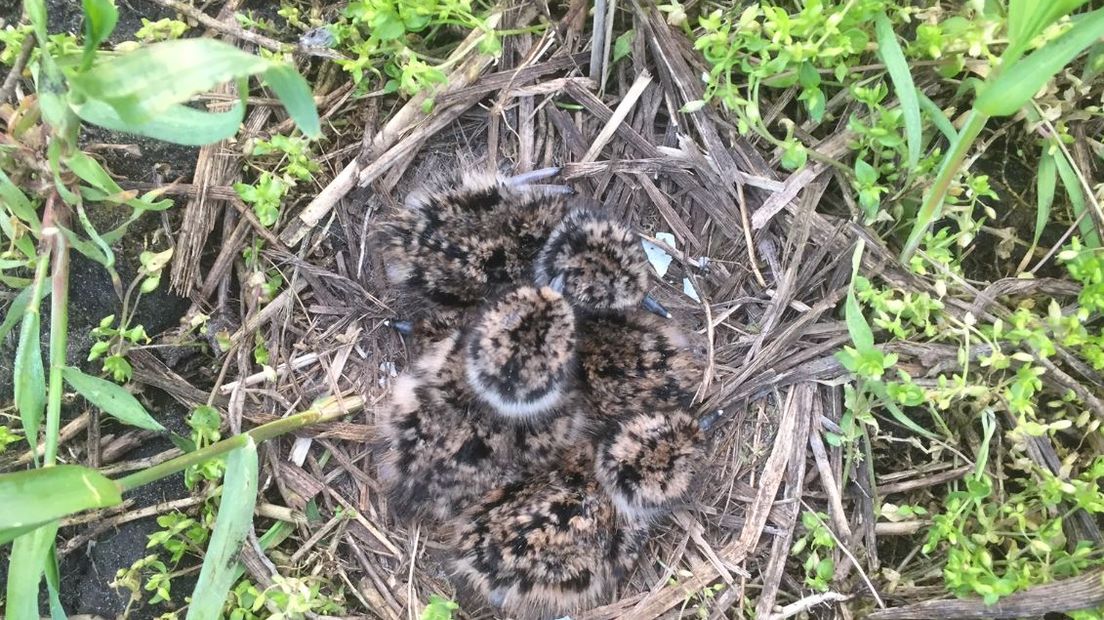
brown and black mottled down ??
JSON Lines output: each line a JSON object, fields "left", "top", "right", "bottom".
{"left": 450, "top": 445, "right": 650, "bottom": 620}
{"left": 576, "top": 312, "right": 706, "bottom": 520}
{"left": 577, "top": 311, "right": 698, "bottom": 416}
{"left": 377, "top": 286, "right": 584, "bottom": 521}
{"left": 381, "top": 168, "right": 573, "bottom": 311}
{"left": 534, "top": 208, "right": 652, "bottom": 314}
{"left": 464, "top": 286, "right": 577, "bottom": 420}
{"left": 377, "top": 332, "right": 586, "bottom": 521}
{"left": 592, "top": 409, "right": 703, "bottom": 521}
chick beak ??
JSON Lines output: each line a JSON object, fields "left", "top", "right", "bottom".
{"left": 505, "top": 166, "right": 574, "bottom": 195}
{"left": 699, "top": 409, "right": 723, "bottom": 433}
{"left": 642, "top": 294, "right": 672, "bottom": 319}
{"left": 548, "top": 273, "right": 567, "bottom": 294}
{"left": 385, "top": 319, "right": 414, "bottom": 335}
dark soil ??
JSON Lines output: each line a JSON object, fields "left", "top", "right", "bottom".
{"left": 1, "top": 2, "right": 202, "bottom": 617}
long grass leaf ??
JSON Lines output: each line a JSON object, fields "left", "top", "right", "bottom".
{"left": 870, "top": 382, "right": 939, "bottom": 440}
{"left": 875, "top": 12, "right": 922, "bottom": 170}
{"left": 62, "top": 366, "right": 166, "bottom": 431}
{"left": 1007, "top": 0, "right": 1092, "bottom": 61}
{"left": 0, "top": 466, "right": 123, "bottom": 528}
{"left": 13, "top": 253, "right": 48, "bottom": 454}
{"left": 73, "top": 98, "right": 247, "bottom": 146}
{"left": 899, "top": 111, "right": 989, "bottom": 262}
{"left": 1035, "top": 147, "right": 1058, "bottom": 245}
{"left": 263, "top": 64, "right": 322, "bottom": 139}
{"left": 976, "top": 6, "right": 1104, "bottom": 116}
{"left": 0, "top": 168, "right": 41, "bottom": 231}
{"left": 14, "top": 311, "right": 45, "bottom": 452}
{"left": 44, "top": 545, "right": 67, "bottom": 620}
{"left": 844, "top": 239, "right": 874, "bottom": 352}
{"left": 0, "top": 284, "right": 46, "bottom": 346}
{"left": 1053, "top": 149, "right": 1101, "bottom": 248}
{"left": 4, "top": 520, "right": 60, "bottom": 620}
{"left": 80, "top": 0, "right": 118, "bottom": 70}
{"left": 69, "top": 38, "right": 269, "bottom": 124}
{"left": 186, "top": 438, "right": 259, "bottom": 620}
{"left": 0, "top": 524, "right": 41, "bottom": 546}
{"left": 917, "top": 91, "right": 957, "bottom": 143}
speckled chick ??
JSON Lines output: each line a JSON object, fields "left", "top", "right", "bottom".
{"left": 381, "top": 167, "right": 573, "bottom": 310}
{"left": 450, "top": 445, "right": 650, "bottom": 620}
{"left": 577, "top": 311, "right": 698, "bottom": 416}
{"left": 576, "top": 312, "right": 705, "bottom": 520}
{"left": 592, "top": 408, "right": 703, "bottom": 520}
{"left": 534, "top": 208, "right": 652, "bottom": 314}
{"left": 377, "top": 286, "right": 583, "bottom": 521}
{"left": 464, "top": 285, "right": 578, "bottom": 420}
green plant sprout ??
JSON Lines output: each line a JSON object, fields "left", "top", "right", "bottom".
{"left": 0, "top": 0, "right": 322, "bottom": 616}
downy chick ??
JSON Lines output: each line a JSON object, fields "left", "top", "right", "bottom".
{"left": 592, "top": 408, "right": 703, "bottom": 521}
{"left": 377, "top": 285, "right": 583, "bottom": 521}
{"left": 381, "top": 167, "right": 572, "bottom": 310}
{"left": 577, "top": 311, "right": 697, "bottom": 415}
{"left": 578, "top": 312, "right": 706, "bottom": 520}
{"left": 533, "top": 208, "right": 654, "bottom": 315}
{"left": 450, "top": 445, "right": 649, "bottom": 620}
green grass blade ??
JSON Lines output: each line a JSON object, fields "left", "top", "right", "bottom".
{"left": 44, "top": 544, "right": 67, "bottom": 620}
{"left": 899, "top": 110, "right": 989, "bottom": 262}
{"left": 186, "top": 438, "right": 259, "bottom": 620}
{"left": 1007, "top": 0, "right": 1091, "bottom": 61}
{"left": 263, "top": 64, "right": 321, "bottom": 139}
{"left": 1053, "top": 149, "right": 1102, "bottom": 249}
{"left": 1035, "top": 147, "right": 1058, "bottom": 245}
{"left": 13, "top": 253, "right": 49, "bottom": 454}
{"left": 976, "top": 6, "right": 1104, "bottom": 116}
{"left": 0, "top": 168, "right": 41, "bottom": 231}
{"left": 875, "top": 12, "right": 921, "bottom": 170}
{"left": 14, "top": 310, "right": 45, "bottom": 452}
{"left": 0, "top": 524, "right": 43, "bottom": 546}
{"left": 844, "top": 239, "right": 874, "bottom": 352}
{"left": 24, "top": 0, "right": 48, "bottom": 42}
{"left": 58, "top": 225, "right": 111, "bottom": 266}
{"left": 917, "top": 91, "right": 957, "bottom": 144}
{"left": 4, "top": 520, "right": 60, "bottom": 620}
{"left": 0, "top": 466, "right": 123, "bottom": 528}
{"left": 0, "top": 284, "right": 46, "bottom": 346}
{"left": 62, "top": 366, "right": 166, "bottom": 431}
{"left": 869, "top": 381, "right": 938, "bottom": 440}
{"left": 80, "top": 0, "right": 119, "bottom": 70}
{"left": 73, "top": 97, "right": 247, "bottom": 146}
{"left": 68, "top": 38, "right": 268, "bottom": 124}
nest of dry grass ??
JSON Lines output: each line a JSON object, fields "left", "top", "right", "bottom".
{"left": 75, "top": 1, "right": 1104, "bottom": 618}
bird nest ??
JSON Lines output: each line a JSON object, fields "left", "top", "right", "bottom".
{"left": 137, "top": 2, "right": 903, "bottom": 618}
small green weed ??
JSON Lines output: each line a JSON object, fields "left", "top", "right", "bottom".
{"left": 332, "top": 0, "right": 502, "bottom": 94}
{"left": 0, "top": 425, "right": 21, "bottom": 453}
{"left": 133, "top": 18, "right": 189, "bottom": 43}
{"left": 792, "top": 510, "right": 837, "bottom": 592}
{"left": 422, "top": 594, "right": 460, "bottom": 620}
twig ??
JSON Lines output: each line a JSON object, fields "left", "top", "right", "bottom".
{"left": 147, "top": 0, "right": 304, "bottom": 55}
{"left": 0, "top": 35, "right": 33, "bottom": 104}
{"left": 867, "top": 569, "right": 1104, "bottom": 619}
{"left": 581, "top": 71, "right": 652, "bottom": 163}
{"left": 767, "top": 592, "right": 853, "bottom": 620}
{"left": 800, "top": 499, "right": 886, "bottom": 609}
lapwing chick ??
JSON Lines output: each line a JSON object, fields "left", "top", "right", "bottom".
{"left": 377, "top": 286, "right": 582, "bottom": 520}
{"left": 381, "top": 167, "right": 572, "bottom": 309}
{"left": 577, "top": 311, "right": 698, "bottom": 416}
{"left": 464, "top": 284, "right": 577, "bottom": 420}
{"left": 534, "top": 208, "right": 654, "bottom": 315}
{"left": 592, "top": 409, "right": 704, "bottom": 520}
{"left": 450, "top": 446, "right": 649, "bottom": 620}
